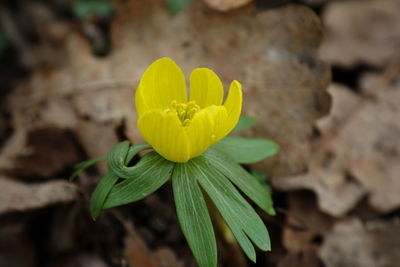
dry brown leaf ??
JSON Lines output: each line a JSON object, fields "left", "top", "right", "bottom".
{"left": 152, "top": 248, "right": 183, "bottom": 267}
{"left": 272, "top": 84, "right": 365, "bottom": 216}
{"left": 320, "top": 0, "right": 400, "bottom": 67}
{"left": 203, "top": 0, "right": 252, "bottom": 12}
{"left": 119, "top": 212, "right": 182, "bottom": 267}
{"left": 278, "top": 248, "right": 320, "bottom": 267}
{"left": 0, "top": 176, "right": 77, "bottom": 214}
{"left": 48, "top": 254, "right": 108, "bottom": 267}
{"left": 273, "top": 89, "right": 366, "bottom": 216}
{"left": 333, "top": 75, "right": 400, "bottom": 212}
{"left": 319, "top": 218, "right": 400, "bottom": 267}
{"left": 0, "top": 126, "right": 82, "bottom": 178}
{"left": 0, "top": 222, "right": 37, "bottom": 267}
{"left": 283, "top": 192, "right": 334, "bottom": 252}
{"left": 274, "top": 71, "right": 400, "bottom": 216}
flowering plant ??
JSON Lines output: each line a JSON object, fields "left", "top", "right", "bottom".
{"left": 72, "top": 58, "right": 278, "bottom": 267}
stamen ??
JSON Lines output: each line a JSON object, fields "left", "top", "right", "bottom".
{"left": 187, "top": 108, "right": 197, "bottom": 119}
{"left": 171, "top": 100, "right": 177, "bottom": 109}
{"left": 168, "top": 100, "right": 200, "bottom": 127}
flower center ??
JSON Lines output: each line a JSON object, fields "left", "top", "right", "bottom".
{"left": 165, "top": 100, "right": 200, "bottom": 126}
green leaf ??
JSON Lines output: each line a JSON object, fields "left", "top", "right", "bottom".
{"left": 232, "top": 116, "right": 257, "bottom": 133}
{"left": 70, "top": 156, "right": 106, "bottom": 181}
{"left": 191, "top": 156, "right": 270, "bottom": 262}
{"left": 126, "top": 142, "right": 152, "bottom": 162}
{"left": 172, "top": 163, "right": 217, "bottom": 267}
{"left": 107, "top": 141, "right": 152, "bottom": 178}
{"left": 212, "top": 136, "right": 279, "bottom": 164}
{"left": 73, "top": 0, "right": 115, "bottom": 20}
{"left": 250, "top": 168, "right": 269, "bottom": 183}
{"left": 166, "top": 0, "right": 192, "bottom": 15}
{"left": 90, "top": 171, "right": 118, "bottom": 220}
{"left": 103, "top": 152, "right": 174, "bottom": 209}
{"left": 89, "top": 141, "right": 152, "bottom": 219}
{"left": 204, "top": 148, "right": 275, "bottom": 216}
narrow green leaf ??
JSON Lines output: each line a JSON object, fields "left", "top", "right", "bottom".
{"left": 232, "top": 116, "right": 257, "bottom": 133}
{"left": 250, "top": 168, "right": 269, "bottom": 183}
{"left": 191, "top": 157, "right": 271, "bottom": 262}
{"left": 89, "top": 141, "right": 152, "bottom": 219}
{"left": 107, "top": 141, "right": 152, "bottom": 178}
{"left": 70, "top": 156, "right": 106, "bottom": 181}
{"left": 103, "top": 152, "right": 174, "bottom": 209}
{"left": 126, "top": 142, "right": 152, "bottom": 163}
{"left": 172, "top": 163, "right": 217, "bottom": 267}
{"left": 166, "top": 0, "right": 192, "bottom": 15}
{"left": 204, "top": 148, "right": 275, "bottom": 216}
{"left": 90, "top": 171, "right": 118, "bottom": 220}
{"left": 212, "top": 136, "right": 279, "bottom": 164}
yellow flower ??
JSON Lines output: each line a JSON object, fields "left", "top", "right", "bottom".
{"left": 136, "top": 57, "right": 242, "bottom": 163}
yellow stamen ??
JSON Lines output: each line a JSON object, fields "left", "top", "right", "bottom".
{"left": 167, "top": 100, "right": 200, "bottom": 127}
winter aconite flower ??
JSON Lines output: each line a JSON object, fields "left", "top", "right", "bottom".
{"left": 135, "top": 57, "right": 242, "bottom": 162}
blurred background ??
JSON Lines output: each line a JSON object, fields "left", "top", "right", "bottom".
{"left": 0, "top": 0, "right": 399, "bottom": 266}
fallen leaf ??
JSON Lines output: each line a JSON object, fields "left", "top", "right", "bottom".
{"left": 274, "top": 71, "right": 400, "bottom": 215}
{"left": 333, "top": 74, "right": 400, "bottom": 212}
{"left": 0, "top": 222, "right": 37, "bottom": 267}
{"left": 0, "top": 126, "right": 82, "bottom": 178}
{"left": 319, "top": 218, "right": 400, "bottom": 267}
{"left": 278, "top": 248, "right": 320, "bottom": 267}
{"left": 283, "top": 192, "right": 334, "bottom": 252}
{"left": 121, "top": 212, "right": 183, "bottom": 267}
{"left": 0, "top": 176, "right": 77, "bottom": 214}
{"left": 203, "top": 0, "right": 252, "bottom": 12}
{"left": 153, "top": 248, "right": 183, "bottom": 267}
{"left": 320, "top": 0, "right": 400, "bottom": 67}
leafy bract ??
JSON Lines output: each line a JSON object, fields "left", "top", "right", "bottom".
{"left": 103, "top": 152, "right": 174, "bottom": 209}
{"left": 190, "top": 156, "right": 271, "bottom": 262}
{"left": 107, "top": 141, "right": 152, "bottom": 178}
{"left": 90, "top": 171, "right": 118, "bottom": 220}
{"left": 232, "top": 116, "right": 257, "bottom": 133}
{"left": 70, "top": 156, "right": 106, "bottom": 181}
{"left": 211, "top": 136, "right": 279, "bottom": 164}
{"left": 204, "top": 148, "right": 275, "bottom": 215}
{"left": 250, "top": 168, "right": 269, "bottom": 183}
{"left": 172, "top": 163, "right": 217, "bottom": 267}
{"left": 85, "top": 139, "right": 274, "bottom": 266}
{"left": 90, "top": 141, "right": 154, "bottom": 219}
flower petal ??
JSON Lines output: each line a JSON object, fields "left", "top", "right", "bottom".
{"left": 135, "top": 58, "right": 187, "bottom": 117}
{"left": 138, "top": 110, "right": 190, "bottom": 162}
{"left": 217, "top": 80, "right": 243, "bottom": 138}
{"left": 189, "top": 68, "right": 224, "bottom": 108}
{"left": 186, "top": 106, "right": 228, "bottom": 158}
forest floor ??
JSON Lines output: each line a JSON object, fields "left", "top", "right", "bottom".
{"left": 0, "top": 0, "right": 399, "bottom": 266}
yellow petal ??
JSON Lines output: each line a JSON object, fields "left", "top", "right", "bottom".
{"left": 185, "top": 106, "right": 228, "bottom": 158}
{"left": 217, "top": 80, "right": 242, "bottom": 138}
{"left": 189, "top": 68, "right": 224, "bottom": 108}
{"left": 135, "top": 58, "right": 187, "bottom": 118}
{"left": 138, "top": 110, "right": 190, "bottom": 162}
